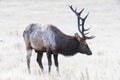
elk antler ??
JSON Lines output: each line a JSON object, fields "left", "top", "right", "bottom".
{"left": 69, "top": 5, "right": 94, "bottom": 39}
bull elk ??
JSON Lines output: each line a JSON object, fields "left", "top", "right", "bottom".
{"left": 23, "top": 5, "right": 94, "bottom": 74}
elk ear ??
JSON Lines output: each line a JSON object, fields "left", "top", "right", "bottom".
{"left": 74, "top": 33, "right": 81, "bottom": 41}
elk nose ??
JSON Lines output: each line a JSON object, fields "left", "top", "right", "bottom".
{"left": 88, "top": 52, "right": 92, "bottom": 55}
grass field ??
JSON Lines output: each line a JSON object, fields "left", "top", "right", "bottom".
{"left": 0, "top": 0, "right": 120, "bottom": 80}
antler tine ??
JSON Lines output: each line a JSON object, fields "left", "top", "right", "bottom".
{"left": 84, "top": 32, "right": 89, "bottom": 35}
{"left": 78, "top": 8, "right": 84, "bottom": 16}
{"left": 84, "top": 27, "right": 91, "bottom": 31}
{"left": 85, "top": 35, "right": 95, "bottom": 39}
{"left": 69, "top": 5, "right": 75, "bottom": 13}
{"left": 69, "top": 5, "right": 83, "bottom": 19}
{"left": 84, "top": 12, "right": 89, "bottom": 20}
{"left": 69, "top": 5, "right": 78, "bottom": 17}
{"left": 81, "top": 13, "right": 89, "bottom": 31}
{"left": 81, "top": 13, "right": 90, "bottom": 38}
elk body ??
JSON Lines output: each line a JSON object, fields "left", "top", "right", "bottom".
{"left": 23, "top": 5, "right": 94, "bottom": 73}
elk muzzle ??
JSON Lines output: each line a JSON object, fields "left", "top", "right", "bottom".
{"left": 87, "top": 51, "right": 92, "bottom": 55}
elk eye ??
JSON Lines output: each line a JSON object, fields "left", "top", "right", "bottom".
{"left": 82, "top": 42, "right": 87, "bottom": 47}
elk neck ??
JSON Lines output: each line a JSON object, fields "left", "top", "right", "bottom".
{"left": 58, "top": 35, "right": 79, "bottom": 56}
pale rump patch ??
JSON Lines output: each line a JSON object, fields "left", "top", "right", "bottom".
{"left": 30, "top": 24, "right": 56, "bottom": 50}
{"left": 42, "top": 26, "right": 56, "bottom": 47}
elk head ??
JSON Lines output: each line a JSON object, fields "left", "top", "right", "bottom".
{"left": 69, "top": 5, "right": 94, "bottom": 55}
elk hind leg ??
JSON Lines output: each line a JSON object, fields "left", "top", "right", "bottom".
{"left": 47, "top": 49, "right": 52, "bottom": 73}
{"left": 36, "top": 52, "right": 44, "bottom": 72}
{"left": 26, "top": 49, "right": 32, "bottom": 73}
{"left": 53, "top": 54, "right": 59, "bottom": 73}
